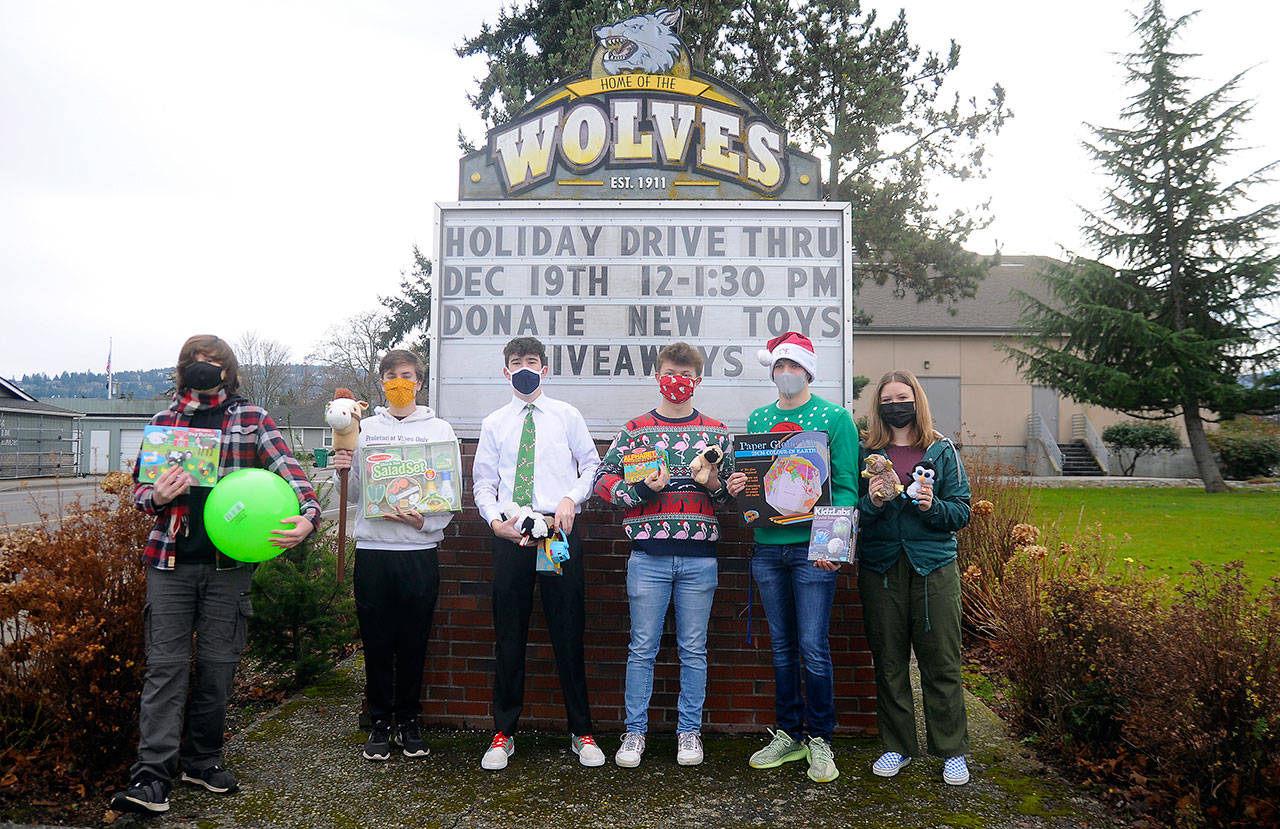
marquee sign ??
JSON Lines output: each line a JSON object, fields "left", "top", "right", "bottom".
{"left": 458, "top": 8, "right": 821, "bottom": 201}
{"left": 430, "top": 201, "right": 852, "bottom": 436}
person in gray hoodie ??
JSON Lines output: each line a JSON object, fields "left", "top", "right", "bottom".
{"left": 331, "top": 349, "right": 458, "bottom": 762}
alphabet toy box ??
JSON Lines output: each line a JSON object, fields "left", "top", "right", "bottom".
{"left": 360, "top": 441, "right": 462, "bottom": 517}
{"left": 731, "top": 431, "right": 831, "bottom": 527}
{"left": 137, "top": 425, "right": 221, "bottom": 487}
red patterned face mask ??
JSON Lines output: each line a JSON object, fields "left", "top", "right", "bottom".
{"left": 658, "top": 374, "right": 697, "bottom": 404}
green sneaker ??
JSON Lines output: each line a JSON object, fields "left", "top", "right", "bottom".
{"left": 748, "top": 728, "right": 809, "bottom": 769}
{"left": 806, "top": 736, "right": 839, "bottom": 782}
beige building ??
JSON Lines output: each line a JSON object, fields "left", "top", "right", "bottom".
{"left": 851, "top": 255, "right": 1199, "bottom": 477}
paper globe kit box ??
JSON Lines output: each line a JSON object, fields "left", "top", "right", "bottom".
{"left": 731, "top": 431, "right": 831, "bottom": 528}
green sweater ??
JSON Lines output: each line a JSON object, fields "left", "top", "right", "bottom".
{"left": 746, "top": 394, "right": 860, "bottom": 546}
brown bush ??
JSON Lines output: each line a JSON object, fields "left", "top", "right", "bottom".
{"left": 986, "top": 544, "right": 1280, "bottom": 826}
{"left": 0, "top": 484, "right": 151, "bottom": 798}
{"left": 955, "top": 446, "right": 1037, "bottom": 636}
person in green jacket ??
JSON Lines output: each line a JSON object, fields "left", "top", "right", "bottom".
{"left": 726, "top": 332, "right": 859, "bottom": 784}
{"left": 858, "top": 369, "right": 972, "bottom": 786}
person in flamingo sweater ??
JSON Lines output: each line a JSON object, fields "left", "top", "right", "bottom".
{"left": 593, "top": 342, "right": 732, "bottom": 768}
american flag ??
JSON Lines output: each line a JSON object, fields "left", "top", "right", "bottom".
{"left": 106, "top": 339, "right": 112, "bottom": 397}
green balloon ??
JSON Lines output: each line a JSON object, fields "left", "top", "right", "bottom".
{"left": 203, "top": 468, "right": 300, "bottom": 563}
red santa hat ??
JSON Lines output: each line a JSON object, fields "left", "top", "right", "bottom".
{"left": 756, "top": 331, "right": 817, "bottom": 380}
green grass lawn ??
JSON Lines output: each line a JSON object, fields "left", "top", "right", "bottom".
{"left": 1029, "top": 487, "right": 1280, "bottom": 584}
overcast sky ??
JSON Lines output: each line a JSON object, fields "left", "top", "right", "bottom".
{"left": 2, "top": 0, "right": 1278, "bottom": 379}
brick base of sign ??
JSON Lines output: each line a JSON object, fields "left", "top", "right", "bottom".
{"left": 419, "top": 439, "right": 877, "bottom": 735}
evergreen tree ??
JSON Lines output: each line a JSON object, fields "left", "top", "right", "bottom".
{"left": 1006, "top": 0, "right": 1280, "bottom": 492}
{"left": 455, "top": 0, "right": 1009, "bottom": 317}
{"left": 378, "top": 245, "right": 434, "bottom": 362}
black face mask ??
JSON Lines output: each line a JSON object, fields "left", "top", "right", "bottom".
{"left": 182, "top": 362, "right": 224, "bottom": 392}
{"left": 879, "top": 401, "right": 917, "bottom": 429}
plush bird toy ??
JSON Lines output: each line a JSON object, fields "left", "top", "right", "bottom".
{"left": 905, "top": 459, "right": 937, "bottom": 505}
{"left": 861, "top": 454, "right": 904, "bottom": 502}
{"left": 325, "top": 388, "right": 368, "bottom": 583}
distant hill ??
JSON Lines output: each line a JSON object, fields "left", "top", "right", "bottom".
{"left": 17, "top": 368, "right": 175, "bottom": 399}
{"left": 17, "top": 365, "right": 327, "bottom": 402}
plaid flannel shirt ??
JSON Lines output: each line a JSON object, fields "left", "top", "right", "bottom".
{"left": 133, "top": 398, "right": 322, "bottom": 570}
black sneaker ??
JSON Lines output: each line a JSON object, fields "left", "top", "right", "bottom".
{"left": 110, "top": 777, "right": 171, "bottom": 814}
{"left": 180, "top": 763, "right": 239, "bottom": 793}
{"left": 363, "top": 721, "right": 393, "bottom": 761}
{"left": 397, "top": 722, "right": 430, "bottom": 758}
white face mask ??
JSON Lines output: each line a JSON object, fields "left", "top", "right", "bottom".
{"left": 773, "top": 370, "right": 807, "bottom": 398}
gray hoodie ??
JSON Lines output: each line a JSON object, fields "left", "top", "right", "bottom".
{"left": 348, "top": 405, "right": 458, "bottom": 550}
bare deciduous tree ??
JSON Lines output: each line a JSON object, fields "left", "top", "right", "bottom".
{"left": 308, "top": 311, "right": 389, "bottom": 404}
{"left": 236, "top": 331, "right": 294, "bottom": 408}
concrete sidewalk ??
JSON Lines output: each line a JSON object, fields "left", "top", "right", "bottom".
{"left": 109, "top": 655, "right": 1119, "bottom": 829}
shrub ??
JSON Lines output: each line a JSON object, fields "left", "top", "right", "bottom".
{"left": 955, "top": 445, "right": 1036, "bottom": 636}
{"left": 1208, "top": 416, "right": 1280, "bottom": 480}
{"left": 0, "top": 478, "right": 151, "bottom": 797}
{"left": 248, "top": 526, "right": 356, "bottom": 689}
{"left": 986, "top": 545, "right": 1280, "bottom": 826}
{"left": 1101, "top": 421, "right": 1182, "bottom": 476}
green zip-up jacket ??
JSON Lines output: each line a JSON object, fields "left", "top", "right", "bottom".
{"left": 746, "top": 394, "right": 860, "bottom": 547}
{"left": 857, "top": 434, "right": 971, "bottom": 575}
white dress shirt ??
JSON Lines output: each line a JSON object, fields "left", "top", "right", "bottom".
{"left": 472, "top": 392, "right": 601, "bottom": 526}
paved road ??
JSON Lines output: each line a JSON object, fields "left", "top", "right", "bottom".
{"left": 0, "top": 480, "right": 113, "bottom": 529}
{"left": 0, "top": 474, "right": 350, "bottom": 532}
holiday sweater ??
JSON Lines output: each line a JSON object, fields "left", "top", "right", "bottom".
{"left": 593, "top": 409, "right": 733, "bottom": 556}
{"left": 746, "top": 394, "right": 860, "bottom": 547}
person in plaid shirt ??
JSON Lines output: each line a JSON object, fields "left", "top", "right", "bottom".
{"left": 110, "top": 335, "right": 320, "bottom": 817}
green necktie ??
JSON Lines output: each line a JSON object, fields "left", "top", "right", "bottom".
{"left": 512, "top": 403, "right": 536, "bottom": 506}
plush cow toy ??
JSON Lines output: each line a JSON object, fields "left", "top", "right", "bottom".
{"left": 324, "top": 388, "right": 368, "bottom": 584}
{"left": 324, "top": 389, "right": 368, "bottom": 452}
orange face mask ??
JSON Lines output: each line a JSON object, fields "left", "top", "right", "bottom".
{"left": 383, "top": 378, "right": 417, "bottom": 408}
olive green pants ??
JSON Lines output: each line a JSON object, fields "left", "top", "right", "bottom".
{"left": 858, "top": 556, "right": 969, "bottom": 758}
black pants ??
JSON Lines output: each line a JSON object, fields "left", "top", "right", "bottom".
{"left": 354, "top": 547, "right": 439, "bottom": 724}
{"left": 492, "top": 531, "right": 592, "bottom": 737}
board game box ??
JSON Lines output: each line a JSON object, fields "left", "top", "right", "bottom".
{"left": 360, "top": 440, "right": 462, "bottom": 517}
{"left": 136, "top": 425, "right": 222, "bottom": 487}
{"left": 731, "top": 431, "right": 831, "bottom": 528}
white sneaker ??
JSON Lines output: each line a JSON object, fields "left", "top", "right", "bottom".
{"left": 676, "top": 731, "right": 704, "bottom": 766}
{"left": 614, "top": 736, "right": 645, "bottom": 767}
{"left": 481, "top": 732, "right": 515, "bottom": 770}
{"left": 571, "top": 734, "right": 606, "bottom": 767}
{"left": 615, "top": 732, "right": 646, "bottom": 768}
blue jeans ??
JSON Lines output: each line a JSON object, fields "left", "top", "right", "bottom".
{"left": 624, "top": 551, "right": 718, "bottom": 734}
{"left": 751, "top": 543, "right": 838, "bottom": 740}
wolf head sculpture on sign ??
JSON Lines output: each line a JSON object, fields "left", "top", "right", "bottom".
{"left": 591, "top": 7, "right": 691, "bottom": 79}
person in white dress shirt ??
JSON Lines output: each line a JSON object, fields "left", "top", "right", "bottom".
{"left": 471, "top": 336, "right": 605, "bottom": 770}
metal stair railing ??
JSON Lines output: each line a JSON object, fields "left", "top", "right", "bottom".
{"left": 1070, "top": 413, "right": 1111, "bottom": 475}
{"left": 1026, "top": 413, "right": 1063, "bottom": 475}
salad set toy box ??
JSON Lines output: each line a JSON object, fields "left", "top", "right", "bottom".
{"left": 360, "top": 441, "right": 462, "bottom": 517}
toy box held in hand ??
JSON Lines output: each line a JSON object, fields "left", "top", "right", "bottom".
{"left": 622, "top": 448, "right": 667, "bottom": 484}
{"left": 360, "top": 441, "right": 462, "bottom": 517}
{"left": 137, "top": 425, "right": 222, "bottom": 487}
{"left": 731, "top": 431, "right": 831, "bottom": 528}
{"left": 808, "top": 506, "right": 858, "bottom": 563}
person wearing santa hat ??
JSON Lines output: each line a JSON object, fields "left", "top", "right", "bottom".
{"left": 725, "top": 331, "right": 860, "bottom": 783}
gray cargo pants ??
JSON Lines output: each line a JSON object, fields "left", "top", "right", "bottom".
{"left": 130, "top": 563, "right": 253, "bottom": 784}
